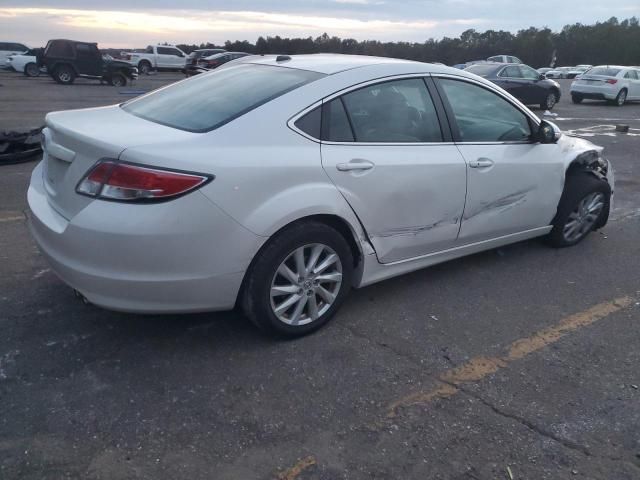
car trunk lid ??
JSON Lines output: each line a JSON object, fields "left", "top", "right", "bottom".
{"left": 41, "top": 105, "right": 196, "bottom": 220}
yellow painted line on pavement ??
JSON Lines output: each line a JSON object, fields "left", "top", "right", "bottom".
{"left": 276, "top": 456, "right": 316, "bottom": 480}
{"left": 388, "top": 296, "right": 634, "bottom": 417}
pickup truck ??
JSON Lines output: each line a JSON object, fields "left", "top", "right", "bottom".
{"left": 124, "top": 45, "right": 187, "bottom": 74}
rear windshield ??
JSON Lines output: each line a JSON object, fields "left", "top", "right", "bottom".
{"left": 122, "top": 64, "right": 324, "bottom": 132}
{"left": 465, "top": 64, "right": 499, "bottom": 76}
{"left": 588, "top": 67, "right": 621, "bottom": 77}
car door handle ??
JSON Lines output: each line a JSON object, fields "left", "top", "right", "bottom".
{"left": 336, "top": 160, "right": 375, "bottom": 172}
{"left": 468, "top": 158, "right": 494, "bottom": 168}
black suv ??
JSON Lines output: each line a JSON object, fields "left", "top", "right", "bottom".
{"left": 40, "top": 39, "right": 138, "bottom": 86}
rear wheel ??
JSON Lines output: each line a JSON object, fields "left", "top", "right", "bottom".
{"left": 52, "top": 65, "right": 75, "bottom": 84}
{"left": 242, "top": 221, "right": 354, "bottom": 337}
{"left": 547, "top": 172, "right": 610, "bottom": 247}
{"left": 24, "top": 62, "right": 40, "bottom": 77}
{"left": 571, "top": 93, "right": 583, "bottom": 104}
{"left": 613, "top": 89, "right": 627, "bottom": 106}
{"left": 109, "top": 73, "right": 127, "bottom": 87}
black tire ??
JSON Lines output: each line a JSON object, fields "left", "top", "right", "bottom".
{"left": 109, "top": 73, "right": 127, "bottom": 87}
{"left": 571, "top": 93, "right": 583, "bottom": 104}
{"left": 547, "top": 171, "right": 611, "bottom": 248}
{"left": 52, "top": 65, "right": 75, "bottom": 84}
{"left": 138, "top": 61, "right": 151, "bottom": 75}
{"left": 541, "top": 91, "right": 558, "bottom": 110}
{"left": 613, "top": 89, "right": 627, "bottom": 107}
{"left": 242, "top": 221, "right": 354, "bottom": 337}
{"left": 24, "top": 62, "right": 40, "bottom": 77}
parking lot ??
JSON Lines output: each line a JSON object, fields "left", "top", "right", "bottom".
{"left": 1, "top": 70, "right": 639, "bottom": 479}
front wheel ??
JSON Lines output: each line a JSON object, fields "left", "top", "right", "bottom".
{"left": 109, "top": 73, "right": 127, "bottom": 87}
{"left": 571, "top": 93, "right": 583, "bottom": 104}
{"left": 138, "top": 61, "right": 151, "bottom": 75}
{"left": 541, "top": 91, "right": 557, "bottom": 110}
{"left": 242, "top": 221, "right": 354, "bottom": 337}
{"left": 24, "top": 63, "right": 40, "bottom": 77}
{"left": 547, "top": 172, "right": 610, "bottom": 247}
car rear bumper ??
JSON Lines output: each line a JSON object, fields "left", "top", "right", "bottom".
{"left": 570, "top": 84, "right": 617, "bottom": 100}
{"left": 28, "top": 161, "right": 264, "bottom": 314}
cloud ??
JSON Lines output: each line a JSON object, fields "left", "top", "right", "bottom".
{"left": 0, "top": 7, "right": 487, "bottom": 47}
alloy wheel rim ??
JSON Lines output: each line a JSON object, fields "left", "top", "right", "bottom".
{"left": 618, "top": 91, "right": 626, "bottom": 105}
{"left": 60, "top": 72, "right": 70, "bottom": 81}
{"left": 562, "top": 192, "right": 604, "bottom": 242}
{"left": 270, "top": 243, "right": 343, "bottom": 326}
{"left": 547, "top": 94, "right": 556, "bottom": 109}
{"left": 27, "top": 64, "right": 38, "bottom": 75}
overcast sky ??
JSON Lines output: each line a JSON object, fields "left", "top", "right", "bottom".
{"left": 1, "top": 1, "right": 638, "bottom": 48}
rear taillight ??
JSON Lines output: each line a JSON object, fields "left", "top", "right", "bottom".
{"left": 77, "top": 160, "right": 211, "bottom": 202}
{"left": 606, "top": 79, "right": 618, "bottom": 84}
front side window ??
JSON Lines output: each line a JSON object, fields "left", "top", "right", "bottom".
{"left": 338, "top": 78, "right": 442, "bottom": 143}
{"left": 122, "top": 64, "right": 324, "bottom": 132}
{"left": 519, "top": 66, "right": 540, "bottom": 80}
{"left": 438, "top": 78, "right": 532, "bottom": 143}
{"left": 500, "top": 66, "right": 522, "bottom": 78}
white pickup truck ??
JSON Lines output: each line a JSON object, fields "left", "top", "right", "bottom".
{"left": 125, "top": 45, "right": 187, "bottom": 74}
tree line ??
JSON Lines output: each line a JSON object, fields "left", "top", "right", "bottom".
{"left": 177, "top": 17, "right": 640, "bottom": 68}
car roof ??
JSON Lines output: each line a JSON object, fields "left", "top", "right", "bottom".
{"left": 241, "top": 53, "right": 442, "bottom": 75}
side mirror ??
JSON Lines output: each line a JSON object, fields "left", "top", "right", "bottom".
{"left": 538, "top": 120, "right": 561, "bottom": 144}
{"left": 539, "top": 73, "right": 546, "bottom": 80}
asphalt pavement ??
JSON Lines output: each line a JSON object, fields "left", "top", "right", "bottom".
{"left": 1, "top": 71, "right": 639, "bottom": 480}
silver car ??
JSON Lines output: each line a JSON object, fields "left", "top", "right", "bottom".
{"left": 28, "top": 54, "right": 614, "bottom": 336}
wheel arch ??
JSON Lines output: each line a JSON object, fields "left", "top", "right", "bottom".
{"left": 235, "top": 212, "right": 370, "bottom": 308}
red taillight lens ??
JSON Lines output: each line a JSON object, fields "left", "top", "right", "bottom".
{"left": 77, "top": 161, "right": 211, "bottom": 202}
{"left": 606, "top": 79, "right": 618, "bottom": 84}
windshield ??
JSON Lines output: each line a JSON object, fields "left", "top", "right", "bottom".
{"left": 122, "top": 64, "right": 325, "bottom": 132}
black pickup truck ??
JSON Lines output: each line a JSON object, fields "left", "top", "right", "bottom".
{"left": 39, "top": 39, "right": 138, "bottom": 86}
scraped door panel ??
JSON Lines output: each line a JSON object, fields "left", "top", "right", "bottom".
{"left": 322, "top": 144, "right": 467, "bottom": 263}
{"left": 456, "top": 143, "right": 564, "bottom": 243}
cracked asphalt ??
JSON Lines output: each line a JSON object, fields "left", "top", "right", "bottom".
{"left": 1, "top": 71, "right": 639, "bottom": 480}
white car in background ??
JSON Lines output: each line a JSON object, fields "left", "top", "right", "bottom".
{"left": 28, "top": 54, "right": 614, "bottom": 337}
{"left": 567, "top": 65, "right": 592, "bottom": 79}
{"left": 571, "top": 65, "right": 640, "bottom": 106}
{"left": 0, "top": 41, "right": 29, "bottom": 66}
{"left": 545, "top": 67, "right": 574, "bottom": 79}
{"left": 6, "top": 49, "right": 41, "bottom": 76}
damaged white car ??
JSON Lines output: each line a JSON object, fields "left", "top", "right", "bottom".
{"left": 28, "top": 54, "right": 614, "bottom": 336}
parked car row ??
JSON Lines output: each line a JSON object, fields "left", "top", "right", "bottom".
{"left": 542, "top": 65, "right": 593, "bottom": 79}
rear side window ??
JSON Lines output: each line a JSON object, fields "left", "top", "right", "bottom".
{"left": 438, "top": 78, "right": 531, "bottom": 142}
{"left": 339, "top": 78, "right": 443, "bottom": 143}
{"left": 122, "top": 64, "right": 324, "bottom": 132}
{"left": 46, "top": 41, "right": 74, "bottom": 58}
{"left": 589, "top": 67, "right": 621, "bottom": 76}
{"left": 624, "top": 70, "right": 638, "bottom": 80}
{"left": 465, "top": 64, "right": 500, "bottom": 77}
{"left": 321, "top": 99, "right": 354, "bottom": 142}
{"left": 294, "top": 106, "right": 321, "bottom": 139}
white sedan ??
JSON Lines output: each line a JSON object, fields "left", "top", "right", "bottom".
{"left": 6, "top": 51, "right": 40, "bottom": 76}
{"left": 28, "top": 54, "right": 614, "bottom": 336}
{"left": 571, "top": 65, "right": 640, "bottom": 106}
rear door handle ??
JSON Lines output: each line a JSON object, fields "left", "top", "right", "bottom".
{"left": 336, "top": 159, "right": 375, "bottom": 172}
{"left": 468, "top": 158, "right": 494, "bottom": 169}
